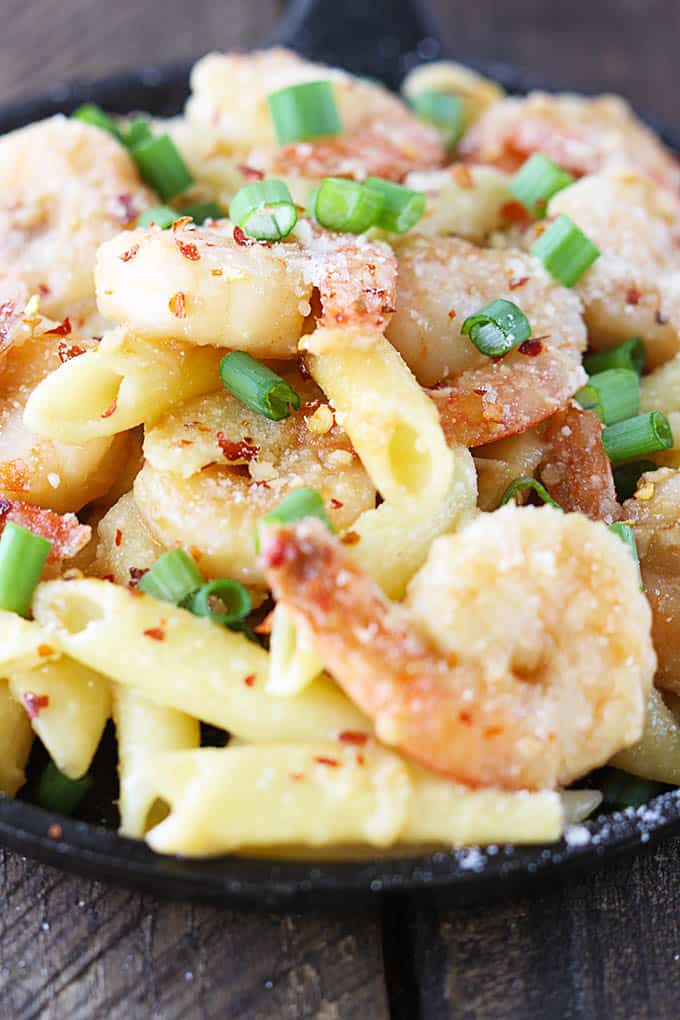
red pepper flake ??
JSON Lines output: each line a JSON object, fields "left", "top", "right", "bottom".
{"left": 176, "top": 438, "right": 194, "bottom": 447}
{"left": 338, "top": 731, "right": 368, "bottom": 746}
{"left": 626, "top": 286, "right": 641, "bottom": 305}
{"left": 176, "top": 239, "right": 201, "bottom": 261}
{"left": 329, "top": 498, "right": 343, "bottom": 510}
{"left": 115, "top": 528, "right": 123, "bottom": 547}
{"left": 233, "top": 225, "right": 252, "bottom": 247}
{"left": 484, "top": 725, "right": 503, "bottom": 738}
{"left": 243, "top": 673, "right": 256, "bottom": 687}
{"left": 143, "top": 626, "right": 165, "bottom": 641}
{"left": 298, "top": 356, "right": 311, "bottom": 380}
{"left": 473, "top": 387, "right": 487, "bottom": 396}
{"left": 0, "top": 497, "right": 11, "bottom": 517}
{"left": 38, "top": 283, "right": 50, "bottom": 297}
{"left": 37, "top": 644, "right": 54, "bottom": 658}
{"left": 0, "top": 300, "right": 15, "bottom": 320}
{"left": 459, "top": 711, "right": 472, "bottom": 725}
{"left": 501, "top": 200, "right": 532, "bottom": 227}
{"left": 119, "top": 244, "right": 140, "bottom": 263}
{"left": 290, "top": 772, "right": 305, "bottom": 782}
{"left": 237, "top": 164, "right": 265, "bottom": 182}
{"left": 102, "top": 574, "right": 115, "bottom": 583}
{"left": 129, "top": 566, "right": 149, "bottom": 583}
{"left": 47, "top": 823, "right": 63, "bottom": 839}
{"left": 101, "top": 399, "right": 118, "bottom": 419}
{"left": 57, "top": 340, "right": 86, "bottom": 363}
{"left": 261, "top": 532, "right": 296, "bottom": 569}
{"left": 169, "top": 291, "right": 187, "bottom": 318}
{"left": 314, "top": 756, "right": 339, "bottom": 767}
{"left": 447, "top": 309, "right": 457, "bottom": 320}
{"left": 45, "top": 317, "right": 72, "bottom": 337}
{"left": 128, "top": 585, "right": 144, "bottom": 596}
{"left": 518, "top": 338, "right": 544, "bottom": 356}
{"left": 216, "top": 433, "right": 260, "bottom": 463}
{"left": 340, "top": 531, "right": 360, "bottom": 546}
{"left": 356, "top": 753, "right": 366, "bottom": 766}
{"left": 172, "top": 216, "right": 193, "bottom": 232}
{"left": 656, "top": 309, "right": 669, "bottom": 325}
{"left": 23, "top": 692, "right": 49, "bottom": 719}
{"left": 509, "top": 275, "right": 529, "bottom": 290}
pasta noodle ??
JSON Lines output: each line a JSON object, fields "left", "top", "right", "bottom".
{"left": 0, "top": 679, "right": 33, "bottom": 796}
{"left": 612, "top": 688, "right": 680, "bottom": 785}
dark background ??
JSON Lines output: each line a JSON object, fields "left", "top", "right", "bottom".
{"left": 3, "top": 2, "right": 680, "bottom": 1018}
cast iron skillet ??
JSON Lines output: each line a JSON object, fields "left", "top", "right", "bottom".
{"left": 1, "top": 0, "right": 680, "bottom": 909}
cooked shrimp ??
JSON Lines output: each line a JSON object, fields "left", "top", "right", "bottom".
{"left": 187, "top": 48, "right": 443, "bottom": 183}
{"left": 460, "top": 91, "right": 680, "bottom": 189}
{"left": 385, "top": 235, "right": 587, "bottom": 447}
{"left": 135, "top": 370, "right": 376, "bottom": 585}
{"left": 0, "top": 116, "right": 153, "bottom": 320}
{"left": 0, "top": 499, "right": 90, "bottom": 564}
{"left": 622, "top": 467, "right": 680, "bottom": 695}
{"left": 96, "top": 220, "right": 397, "bottom": 355}
{"left": 543, "top": 172, "right": 680, "bottom": 370}
{"left": 473, "top": 426, "right": 546, "bottom": 511}
{"left": 262, "top": 510, "right": 654, "bottom": 790}
{"left": 539, "top": 405, "right": 620, "bottom": 522}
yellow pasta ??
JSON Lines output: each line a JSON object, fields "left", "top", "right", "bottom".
{"left": 9, "top": 658, "right": 110, "bottom": 779}
{"left": 612, "top": 688, "right": 680, "bottom": 785}
{"left": 267, "top": 604, "right": 324, "bottom": 696}
{"left": 142, "top": 744, "right": 562, "bottom": 856}
{"left": 32, "top": 577, "right": 368, "bottom": 739}
{"left": 0, "top": 611, "right": 60, "bottom": 673}
{"left": 0, "top": 679, "right": 33, "bottom": 796}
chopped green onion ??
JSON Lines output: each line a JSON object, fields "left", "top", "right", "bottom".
{"left": 220, "top": 351, "right": 300, "bottom": 421}
{"left": 574, "top": 368, "right": 640, "bottom": 426}
{"left": 613, "top": 459, "right": 658, "bottom": 502}
{"left": 409, "top": 90, "right": 464, "bottom": 148}
{"left": 530, "top": 214, "right": 600, "bottom": 286}
{"left": 602, "top": 410, "right": 673, "bottom": 464}
{"left": 0, "top": 522, "right": 51, "bottom": 618}
{"left": 188, "top": 579, "right": 252, "bottom": 628}
{"left": 123, "top": 115, "right": 153, "bottom": 149}
{"left": 598, "top": 766, "right": 665, "bottom": 809}
{"left": 584, "top": 336, "right": 645, "bottom": 377}
{"left": 268, "top": 81, "right": 341, "bottom": 144}
{"left": 312, "top": 177, "right": 383, "bottom": 234}
{"left": 609, "top": 523, "right": 642, "bottom": 587}
{"left": 500, "top": 476, "right": 561, "bottom": 508}
{"left": 137, "top": 205, "right": 178, "bottom": 229}
{"left": 258, "top": 488, "right": 333, "bottom": 552}
{"left": 72, "top": 103, "right": 123, "bottom": 142}
{"left": 363, "top": 177, "right": 426, "bottom": 234}
{"left": 137, "top": 548, "right": 204, "bottom": 604}
{"left": 180, "top": 201, "right": 226, "bottom": 224}
{"left": 229, "top": 179, "right": 298, "bottom": 241}
{"left": 131, "top": 134, "right": 193, "bottom": 202}
{"left": 461, "top": 298, "right": 532, "bottom": 357}
{"left": 509, "top": 153, "right": 574, "bottom": 219}
{"left": 36, "top": 761, "right": 93, "bottom": 816}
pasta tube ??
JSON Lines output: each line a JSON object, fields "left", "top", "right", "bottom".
{"left": 0, "top": 679, "right": 33, "bottom": 796}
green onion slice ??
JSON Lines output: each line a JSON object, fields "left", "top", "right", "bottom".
{"left": 609, "top": 523, "right": 642, "bottom": 587}
{"left": 36, "top": 761, "right": 93, "bottom": 816}
{"left": 530, "top": 214, "right": 600, "bottom": 286}
{"left": 0, "top": 521, "right": 51, "bottom": 618}
{"left": 137, "top": 205, "right": 178, "bottom": 229}
{"left": 137, "top": 548, "right": 204, "bottom": 604}
{"left": 613, "top": 459, "right": 658, "bottom": 502}
{"left": 509, "top": 153, "right": 574, "bottom": 219}
{"left": 229, "top": 179, "right": 298, "bottom": 241}
{"left": 574, "top": 368, "right": 640, "bottom": 426}
{"left": 72, "top": 103, "right": 123, "bottom": 142}
{"left": 188, "top": 579, "right": 252, "bottom": 628}
{"left": 602, "top": 410, "right": 673, "bottom": 464}
{"left": 598, "top": 766, "right": 665, "bottom": 809}
{"left": 363, "top": 177, "right": 427, "bottom": 234}
{"left": 268, "top": 81, "right": 341, "bottom": 144}
{"left": 220, "top": 351, "right": 300, "bottom": 421}
{"left": 123, "top": 115, "right": 153, "bottom": 149}
{"left": 500, "top": 476, "right": 561, "bottom": 508}
{"left": 409, "top": 90, "right": 464, "bottom": 148}
{"left": 584, "top": 336, "right": 645, "bottom": 377}
{"left": 461, "top": 298, "right": 532, "bottom": 357}
{"left": 313, "top": 177, "right": 383, "bottom": 234}
{"left": 180, "top": 201, "right": 226, "bottom": 225}
{"left": 131, "top": 134, "right": 194, "bottom": 202}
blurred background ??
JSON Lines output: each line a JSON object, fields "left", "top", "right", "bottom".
{"left": 2, "top": 0, "right": 678, "bottom": 127}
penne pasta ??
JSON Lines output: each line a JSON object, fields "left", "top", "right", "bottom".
{"left": 612, "top": 688, "right": 680, "bottom": 785}
{"left": 0, "top": 679, "right": 33, "bottom": 796}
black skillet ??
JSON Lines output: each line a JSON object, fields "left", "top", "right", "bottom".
{"left": 1, "top": 0, "right": 680, "bottom": 910}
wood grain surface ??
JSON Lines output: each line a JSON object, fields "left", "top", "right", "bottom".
{"left": 3, "top": 1, "right": 680, "bottom": 1018}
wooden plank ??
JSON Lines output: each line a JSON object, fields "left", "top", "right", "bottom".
{"left": 0, "top": 849, "right": 390, "bottom": 1020}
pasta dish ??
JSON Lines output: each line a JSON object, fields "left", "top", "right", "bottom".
{"left": 2, "top": 49, "right": 679, "bottom": 859}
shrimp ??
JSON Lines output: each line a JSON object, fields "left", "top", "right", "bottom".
{"left": 402, "top": 164, "right": 513, "bottom": 243}
{"left": 187, "top": 49, "right": 443, "bottom": 183}
{"left": 473, "top": 426, "right": 546, "bottom": 511}
{"left": 538, "top": 405, "right": 620, "bottom": 523}
{"left": 134, "top": 369, "right": 376, "bottom": 585}
{"left": 0, "top": 116, "right": 153, "bottom": 321}
{"left": 262, "top": 509, "right": 654, "bottom": 790}
{"left": 0, "top": 499, "right": 90, "bottom": 564}
{"left": 95, "top": 219, "right": 397, "bottom": 355}
{"left": 460, "top": 91, "right": 680, "bottom": 190}
{"left": 385, "top": 235, "right": 587, "bottom": 447}
{"left": 544, "top": 172, "right": 680, "bottom": 370}
{"left": 622, "top": 467, "right": 680, "bottom": 696}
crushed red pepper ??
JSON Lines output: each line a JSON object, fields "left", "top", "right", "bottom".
{"left": 216, "top": 433, "right": 260, "bottom": 463}
{"left": 143, "top": 627, "right": 165, "bottom": 641}
{"left": 23, "top": 692, "right": 49, "bottom": 719}
{"left": 518, "top": 338, "right": 544, "bottom": 357}
{"left": 176, "top": 239, "right": 201, "bottom": 261}
{"left": 314, "top": 756, "right": 339, "bottom": 767}
{"left": 115, "top": 529, "right": 123, "bottom": 547}
{"left": 57, "top": 340, "right": 86, "bottom": 363}
{"left": 119, "top": 244, "right": 140, "bottom": 263}
{"left": 338, "top": 731, "right": 368, "bottom": 746}
{"left": 243, "top": 673, "right": 256, "bottom": 687}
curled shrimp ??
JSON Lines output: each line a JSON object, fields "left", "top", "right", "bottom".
{"left": 0, "top": 499, "right": 90, "bottom": 565}
{"left": 0, "top": 116, "right": 153, "bottom": 320}
{"left": 544, "top": 171, "right": 680, "bottom": 370}
{"left": 187, "top": 48, "right": 443, "bottom": 183}
{"left": 134, "top": 369, "right": 376, "bottom": 585}
{"left": 385, "top": 235, "right": 587, "bottom": 447}
{"left": 262, "top": 509, "right": 654, "bottom": 790}
{"left": 96, "top": 219, "right": 397, "bottom": 356}
{"left": 460, "top": 91, "right": 680, "bottom": 189}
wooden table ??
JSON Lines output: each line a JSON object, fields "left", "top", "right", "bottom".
{"left": 3, "top": 2, "right": 680, "bottom": 1016}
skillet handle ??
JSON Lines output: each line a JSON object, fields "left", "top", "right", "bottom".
{"left": 269, "top": 0, "right": 445, "bottom": 89}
